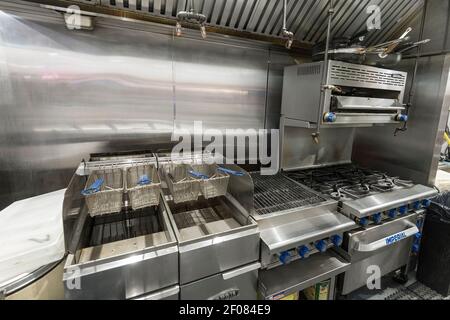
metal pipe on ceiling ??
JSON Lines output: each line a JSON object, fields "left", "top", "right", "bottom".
{"left": 312, "top": 0, "right": 334, "bottom": 144}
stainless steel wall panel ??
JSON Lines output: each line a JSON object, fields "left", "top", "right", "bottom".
{"left": 172, "top": 36, "right": 268, "bottom": 132}
{"left": 418, "top": 0, "right": 449, "bottom": 53}
{"left": 352, "top": 0, "right": 450, "bottom": 186}
{"left": 265, "top": 51, "right": 295, "bottom": 130}
{"left": 0, "top": 3, "right": 290, "bottom": 209}
{"left": 353, "top": 55, "right": 450, "bottom": 185}
{"left": 0, "top": 14, "right": 176, "bottom": 208}
{"left": 280, "top": 126, "right": 355, "bottom": 171}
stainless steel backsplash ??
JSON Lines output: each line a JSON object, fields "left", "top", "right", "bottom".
{"left": 0, "top": 3, "right": 294, "bottom": 209}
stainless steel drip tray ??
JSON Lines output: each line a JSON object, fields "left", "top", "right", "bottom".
{"left": 258, "top": 250, "right": 350, "bottom": 300}
{"left": 341, "top": 184, "right": 438, "bottom": 218}
{"left": 259, "top": 206, "right": 356, "bottom": 254}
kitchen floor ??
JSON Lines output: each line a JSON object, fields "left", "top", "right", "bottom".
{"left": 344, "top": 272, "right": 450, "bottom": 300}
{"left": 435, "top": 160, "right": 450, "bottom": 192}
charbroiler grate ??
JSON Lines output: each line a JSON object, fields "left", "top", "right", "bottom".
{"left": 250, "top": 173, "right": 327, "bottom": 215}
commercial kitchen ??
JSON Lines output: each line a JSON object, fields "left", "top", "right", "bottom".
{"left": 1, "top": 0, "right": 450, "bottom": 301}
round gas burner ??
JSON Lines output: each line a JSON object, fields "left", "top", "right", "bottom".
{"left": 392, "top": 178, "right": 414, "bottom": 188}
{"left": 371, "top": 180, "right": 394, "bottom": 190}
{"left": 330, "top": 191, "right": 352, "bottom": 201}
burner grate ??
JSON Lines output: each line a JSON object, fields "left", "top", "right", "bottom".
{"left": 285, "top": 164, "right": 407, "bottom": 200}
{"left": 250, "top": 173, "right": 327, "bottom": 215}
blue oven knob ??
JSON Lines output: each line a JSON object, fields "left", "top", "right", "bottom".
{"left": 412, "top": 201, "right": 421, "bottom": 210}
{"left": 372, "top": 213, "right": 382, "bottom": 224}
{"left": 298, "top": 245, "right": 310, "bottom": 259}
{"left": 422, "top": 199, "right": 431, "bottom": 207}
{"left": 416, "top": 219, "right": 423, "bottom": 228}
{"left": 388, "top": 208, "right": 397, "bottom": 219}
{"left": 357, "top": 217, "right": 369, "bottom": 227}
{"left": 330, "top": 235, "right": 343, "bottom": 247}
{"left": 323, "top": 112, "right": 337, "bottom": 123}
{"left": 398, "top": 206, "right": 408, "bottom": 215}
{"left": 315, "top": 240, "right": 327, "bottom": 253}
{"left": 414, "top": 232, "right": 422, "bottom": 241}
{"left": 278, "top": 251, "right": 292, "bottom": 265}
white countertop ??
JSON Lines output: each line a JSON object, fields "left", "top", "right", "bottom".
{"left": 0, "top": 189, "right": 66, "bottom": 287}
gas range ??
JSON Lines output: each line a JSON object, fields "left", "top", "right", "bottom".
{"left": 284, "top": 164, "right": 437, "bottom": 227}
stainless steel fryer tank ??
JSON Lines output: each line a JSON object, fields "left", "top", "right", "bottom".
{"left": 62, "top": 157, "right": 179, "bottom": 300}
{"left": 158, "top": 159, "right": 259, "bottom": 291}
{"left": 157, "top": 155, "right": 260, "bottom": 299}
{"left": 164, "top": 194, "right": 259, "bottom": 285}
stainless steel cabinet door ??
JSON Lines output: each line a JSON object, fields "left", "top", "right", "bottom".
{"left": 180, "top": 262, "right": 260, "bottom": 300}
{"left": 179, "top": 229, "right": 260, "bottom": 284}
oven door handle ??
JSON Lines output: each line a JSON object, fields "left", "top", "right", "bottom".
{"left": 354, "top": 224, "right": 419, "bottom": 252}
{"left": 222, "top": 262, "right": 261, "bottom": 280}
